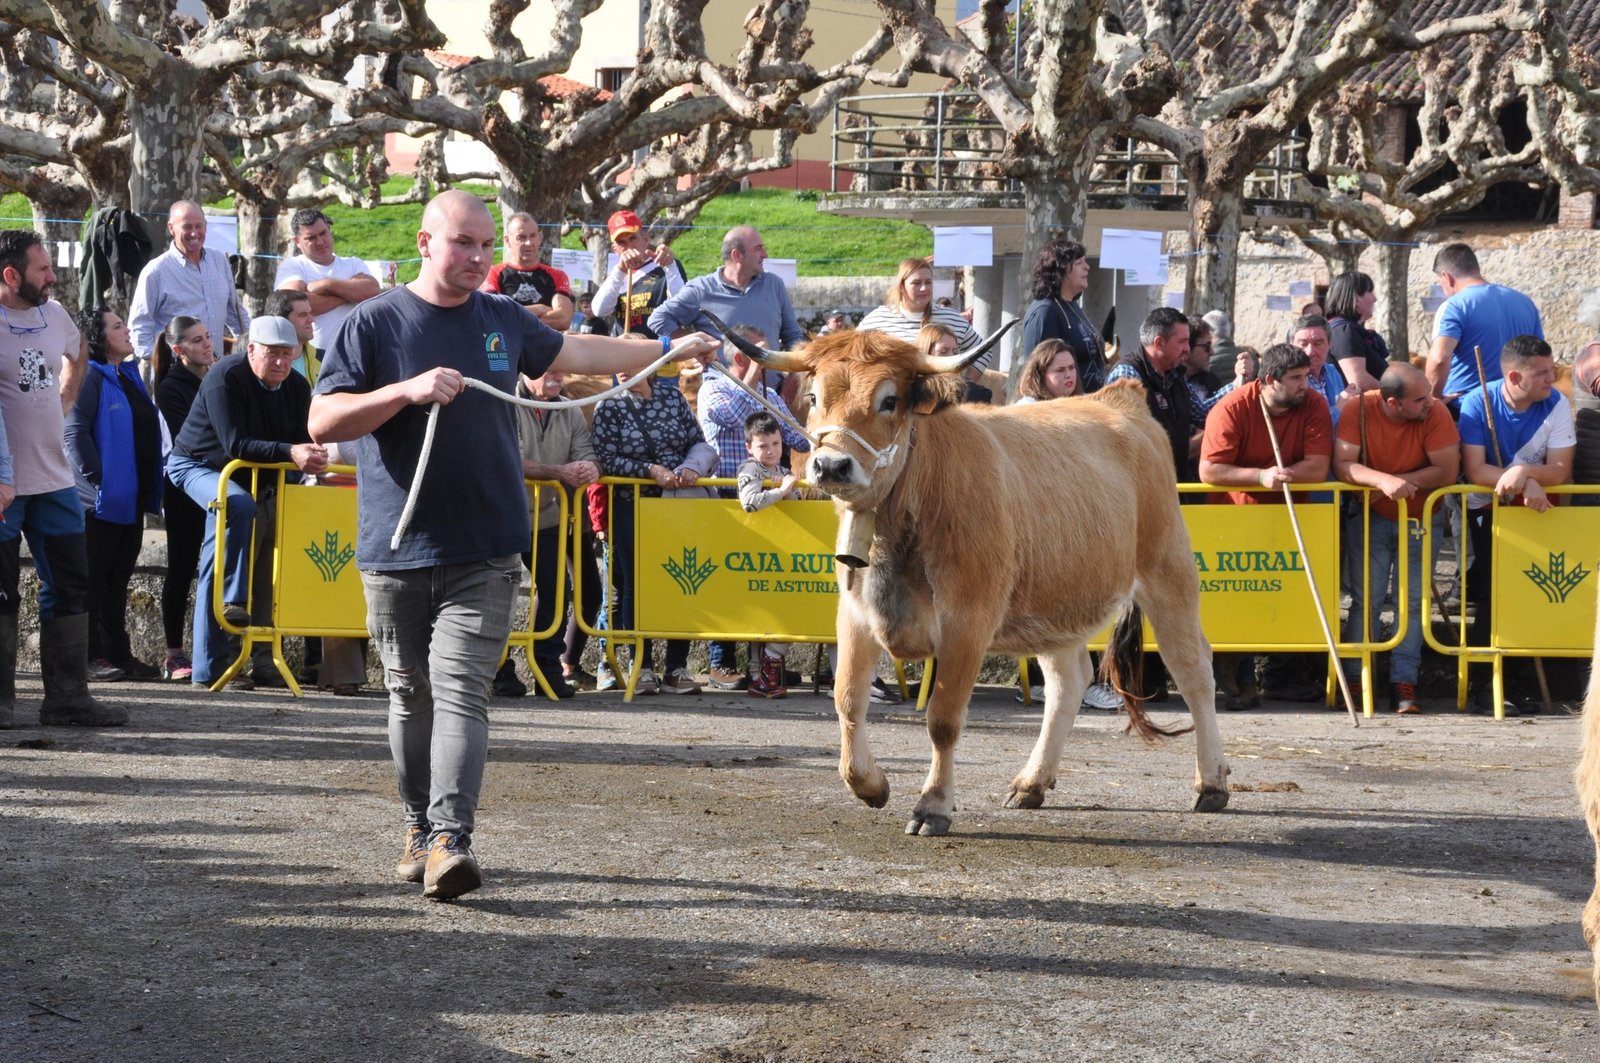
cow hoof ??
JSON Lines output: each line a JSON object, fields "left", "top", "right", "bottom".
{"left": 1004, "top": 786, "right": 1045, "bottom": 810}
{"left": 905, "top": 814, "right": 952, "bottom": 836}
{"left": 1193, "top": 788, "right": 1230, "bottom": 813}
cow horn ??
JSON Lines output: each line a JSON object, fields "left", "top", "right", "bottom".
{"left": 919, "top": 317, "right": 1019, "bottom": 375}
{"left": 700, "top": 311, "right": 811, "bottom": 372}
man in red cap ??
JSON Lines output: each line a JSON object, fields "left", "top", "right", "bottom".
{"left": 591, "top": 209, "right": 686, "bottom": 339}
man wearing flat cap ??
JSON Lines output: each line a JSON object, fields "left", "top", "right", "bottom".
{"left": 165, "top": 316, "right": 328, "bottom": 687}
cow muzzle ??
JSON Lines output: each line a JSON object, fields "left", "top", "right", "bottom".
{"left": 809, "top": 451, "right": 860, "bottom": 486}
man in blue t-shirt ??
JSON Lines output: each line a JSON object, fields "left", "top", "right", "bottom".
{"left": 1458, "top": 334, "right": 1573, "bottom": 715}
{"left": 310, "top": 190, "right": 718, "bottom": 901}
{"left": 1425, "top": 242, "right": 1543, "bottom": 405}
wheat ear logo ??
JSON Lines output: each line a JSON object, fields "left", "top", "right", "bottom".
{"left": 1524, "top": 551, "right": 1591, "bottom": 604}
{"left": 663, "top": 547, "right": 717, "bottom": 595}
{"left": 306, "top": 530, "right": 356, "bottom": 582}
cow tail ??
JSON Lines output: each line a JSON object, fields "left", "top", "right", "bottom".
{"left": 1100, "top": 601, "right": 1195, "bottom": 743}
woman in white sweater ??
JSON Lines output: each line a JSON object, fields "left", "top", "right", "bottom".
{"left": 857, "top": 257, "right": 985, "bottom": 366}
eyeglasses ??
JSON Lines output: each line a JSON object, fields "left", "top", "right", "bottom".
{"left": 1, "top": 305, "right": 46, "bottom": 335}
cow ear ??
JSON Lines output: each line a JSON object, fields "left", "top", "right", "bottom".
{"left": 909, "top": 372, "right": 965, "bottom": 414}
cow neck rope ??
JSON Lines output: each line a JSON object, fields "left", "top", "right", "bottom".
{"left": 388, "top": 340, "right": 692, "bottom": 551}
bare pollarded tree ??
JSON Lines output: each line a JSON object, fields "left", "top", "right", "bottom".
{"left": 277, "top": 0, "right": 910, "bottom": 247}
{"left": 1129, "top": 0, "right": 1542, "bottom": 320}
{"left": 1290, "top": 40, "right": 1546, "bottom": 356}
{"left": 0, "top": 0, "right": 444, "bottom": 216}
{"left": 869, "top": 0, "right": 1181, "bottom": 297}
{"left": 1516, "top": 0, "right": 1600, "bottom": 198}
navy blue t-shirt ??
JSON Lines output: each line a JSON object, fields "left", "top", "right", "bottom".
{"left": 315, "top": 285, "right": 564, "bottom": 570}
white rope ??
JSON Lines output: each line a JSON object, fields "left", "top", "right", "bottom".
{"left": 389, "top": 338, "right": 698, "bottom": 551}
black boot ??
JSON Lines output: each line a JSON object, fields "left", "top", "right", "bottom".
{"left": 39, "top": 614, "right": 129, "bottom": 727}
{"left": 0, "top": 612, "right": 15, "bottom": 729}
{"left": 534, "top": 657, "right": 576, "bottom": 699}
{"left": 491, "top": 657, "right": 527, "bottom": 698}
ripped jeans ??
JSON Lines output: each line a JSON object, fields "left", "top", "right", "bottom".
{"left": 362, "top": 556, "right": 522, "bottom": 839}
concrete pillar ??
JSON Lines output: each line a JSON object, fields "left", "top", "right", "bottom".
{"left": 1559, "top": 190, "right": 1597, "bottom": 231}
{"left": 969, "top": 262, "right": 1004, "bottom": 361}
{"left": 998, "top": 255, "right": 1022, "bottom": 371}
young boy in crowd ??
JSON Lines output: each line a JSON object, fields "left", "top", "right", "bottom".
{"left": 737, "top": 411, "right": 799, "bottom": 698}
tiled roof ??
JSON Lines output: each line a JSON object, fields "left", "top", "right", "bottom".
{"left": 1113, "top": 0, "right": 1600, "bottom": 102}
{"left": 423, "top": 50, "right": 614, "bottom": 101}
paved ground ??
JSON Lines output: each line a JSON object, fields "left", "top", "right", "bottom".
{"left": 2, "top": 676, "right": 1596, "bottom": 1062}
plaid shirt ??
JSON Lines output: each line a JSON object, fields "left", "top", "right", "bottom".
{"left": 696, "top": 370, "right": 810, "bottom": 479}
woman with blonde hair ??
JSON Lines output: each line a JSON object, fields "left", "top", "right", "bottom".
{"left": 858, "top": 256, "right": 983, "bottom": 364}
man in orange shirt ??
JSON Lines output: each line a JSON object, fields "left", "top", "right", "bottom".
{"left": 1333, "top": 363, "right": 1459, "bottom": 713}
{"left": 1200, "top": 343, "right": 1334, "bottom": 707}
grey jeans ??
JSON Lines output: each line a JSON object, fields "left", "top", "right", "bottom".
{"left": 362, "top": 556, "right": 522, "bottom": 838}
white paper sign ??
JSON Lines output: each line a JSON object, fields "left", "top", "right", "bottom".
{"left": 204, "top": 214, "right": 238, "bottom": 255}
{"left": 1124, "top": 253, "right": 1170, "bottom": 287}
{"left": 550, "top": 247, "right": 595, "bottom": 287}
{"left": 932, "top": 277, "right": 957, "bottom": 304}
{"left": 932, "top": 226, "right": 994, "bottom": 268}
{"left": 1164, "top": 291, "right": 1185, "bottom": 310}
{"left": 1265, "top": 294, "right": 1293, "bottom": 311}
{"left": 1099, "top": 228, "right": 1162, "bottom": 278}
{"left": 363, "top": 260, "right": 398, "bottom": 288}
{"left": 1289, "top": 280, "right": 1314, "bottom": 297}
{"left": 56, "top": 240, "right": 72, "bottom": 268}
{"left": 765, "top": 258, "right": 798, "bottom": 289}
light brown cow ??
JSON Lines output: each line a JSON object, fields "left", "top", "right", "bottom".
{"left": 712, "top": 319, "right": 1230, "bottom": 836}
{"left": 1579, "top": 593, "right": 1600, "bottom": 1008}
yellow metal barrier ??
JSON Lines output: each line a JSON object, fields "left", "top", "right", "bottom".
{"left": 216, "top": 466, "right": 1592, "bottom": 717}
{"left": 1422, "top": 484, "right": 1599, "bottom": 719}
{"left": 209, "top": 460, "right": 569, "bottom": 698}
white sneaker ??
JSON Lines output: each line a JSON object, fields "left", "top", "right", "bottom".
{"left": 661, "top": 667, "right": 702, "bottom": 695}
{"left": 1081, "top": 682, "right": 1123, "bottom": 711}
{"left": 870, "top": 677, "right": 901, "bottom": 704}
{"left": 634, "top": 667, "right": 660, "bottom": 695}
{"left": 595, "top": 662, "right": 617, "bottom": 692}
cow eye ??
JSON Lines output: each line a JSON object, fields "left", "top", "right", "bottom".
{"left": 878, "top": 394, "right": 897, "bottom": 414}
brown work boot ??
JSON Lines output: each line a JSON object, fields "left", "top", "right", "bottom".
{"left": 395, "top": 825, "right": 429, "bottom": 883}
{"left": 422, "top": 832, "right": 482, "bottom": 901}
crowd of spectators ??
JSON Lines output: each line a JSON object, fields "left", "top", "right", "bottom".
{"left": 4, "top": 202, "right": 1591, "bottom": 738}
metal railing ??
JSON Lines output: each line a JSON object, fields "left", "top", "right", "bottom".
{"left": 831, "top": 90, "right": 1308, "bottom": 202}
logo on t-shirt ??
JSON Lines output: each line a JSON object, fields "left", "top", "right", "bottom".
{"left": 16, "top": 347, "right": 52, "bottom": 402}
{"left": 485, "top": 331, "right": 509, "bottom": 372}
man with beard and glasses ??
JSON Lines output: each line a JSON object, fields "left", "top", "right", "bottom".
{"left": 0, "top": 229, "right": 129, "bottom": 729}
{"left": 1334, "top": 363, "right": 1459, "bottom": 714}
{"left": 1198, "top": 342, "right": 1333, "bottom": 709}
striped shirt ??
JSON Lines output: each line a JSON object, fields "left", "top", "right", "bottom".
{"left": 128, "top": 245, "right": 250, "bottom": 362}
{"left": 856, "top": 305, "right": 988, "bottom": 369}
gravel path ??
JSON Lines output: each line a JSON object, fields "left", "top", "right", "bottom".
{"left": 2, "top": 677, "right": 1595, "bottom": 1061}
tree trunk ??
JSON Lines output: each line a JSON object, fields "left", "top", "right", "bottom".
{"left": 1010, "top": 170, "right": 1089, "bottom": 391}
{"left": 234, "top": 196, "right": 282, "bottom": 316}
{"left": 1188, "top": 182, "right": 1244, "bottom": 322}
{"left": 28, "top": 177, "right": 90, "bottom": 313}
{"left": 127, "top": 62, "right": 207, "bottom": 215}
{"left": 1373, "top": 239, "right": 1414, "bottom": 360}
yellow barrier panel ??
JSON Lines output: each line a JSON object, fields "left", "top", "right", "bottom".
{"left": 635, "top": 496, "right": 840, "bottom": 640}
{"left": 274, "top": 483, "right": 365, "bottom": 634}
{"left": 1422, "top": 484, "right": 1600, "bottom": 719}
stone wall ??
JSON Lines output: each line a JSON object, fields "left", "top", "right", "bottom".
{"left": 1166, "top": 226, "right": 1600, "bottom": 361}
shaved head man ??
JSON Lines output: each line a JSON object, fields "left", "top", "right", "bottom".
{"left": 309, "top": 189, "right": 720, "bottom": 901}
{"left": 129, "top": 198, "right": 250, "bottom": 367}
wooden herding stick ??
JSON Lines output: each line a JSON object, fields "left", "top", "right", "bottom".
{"left": 1259, "top": 391, "right": 1361, "bottom": 726}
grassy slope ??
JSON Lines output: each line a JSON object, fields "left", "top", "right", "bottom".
{"left": 3, "top": 185, "right": 925, "bottom": 283}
